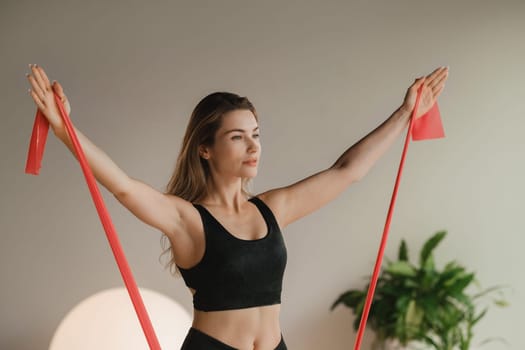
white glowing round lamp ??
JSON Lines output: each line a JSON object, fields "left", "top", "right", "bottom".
{"left": 49, "top": 287, "right": 192, "bottom": 350}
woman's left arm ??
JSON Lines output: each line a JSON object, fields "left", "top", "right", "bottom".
{"left": 332, "top": 104, "right": 411, "bottom": 182}
{"left": 259, "top": 67, "right": 448, "bottom": 229}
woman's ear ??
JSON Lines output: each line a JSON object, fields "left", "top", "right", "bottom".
{"left": 199, "top": 146, "right": 210, "bottom": 160}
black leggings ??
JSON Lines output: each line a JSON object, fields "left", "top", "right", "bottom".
{"left": 181, "top": 327, "right": 287, "bottom": 350}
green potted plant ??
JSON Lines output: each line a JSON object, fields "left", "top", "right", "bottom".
{"left": 331, "top": 230, "right": 508, "bottom": 350}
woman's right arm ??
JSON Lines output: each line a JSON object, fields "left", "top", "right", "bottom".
{"left": 56, "top": 127, "right": 186, "bottom": 236}
{"left": 55, "top": 126, "right": 132, "bottom": 196}
{"left": 27, "top": 64, "right": 187, "bottom": 238}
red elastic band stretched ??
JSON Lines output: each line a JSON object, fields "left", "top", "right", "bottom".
{"left": 25, "top": 93, "right": 161, "bottom": 350}
{"left": 352, "top": 86, "right": 444, "bottom": 350}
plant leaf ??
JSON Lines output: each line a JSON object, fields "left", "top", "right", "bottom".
{"left": 419, "top": 334, "right": 440, "bottom": 349}
{"left": 419, "top": 230, "right": 447, "bottom": 267}
{"left": 472, "top": 284, "right": 507, "bottom": 299}
{"left": 399, "top": 239, "right": 409, "bottom": 261}
{"left": 352, "top": 298, "right": 367, "bottom": 331}
{"left": 385, "top": 261, "right": 417, "bottom": 277}
{"left": 405, "top": 299, "right": 424, "bottom": 330}
{"left": 494, "top": 299, "right": 509, "bottom": 307}
{"left": 330, "top": 290, "right": 365, "bottom": 311}
{"left": 448, "top": 273, "right": 475, "bottom": 295}
{"left": 422, "top": 254, "right": 435, "bottom": 272}
{"left": 472, "top": 308, "right": 488, "bottom": 326}
{"left": 443, "top": 260, "right": 460, "bottom": 271}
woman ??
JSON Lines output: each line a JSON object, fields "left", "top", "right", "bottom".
{"left": 26, "top": 64, "right": 448, "bottom": 350}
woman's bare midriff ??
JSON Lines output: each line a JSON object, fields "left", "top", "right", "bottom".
{"left": 188, "top": 288, "right": 283, "bottom": 350}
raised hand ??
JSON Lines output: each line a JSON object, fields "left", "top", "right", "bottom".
{"left": 402, "top": 66, "right": 448, "bottom": 119}
{"left": 26, "top": 64, "right": 71, "bottom": 131}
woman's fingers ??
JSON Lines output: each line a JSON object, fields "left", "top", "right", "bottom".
{"left": 36, "top": 65, "right": 52, "bottom": 88}
{"left": 426, "top": 66, "right": 443, "bottom": 79}
{"left": 426, "top": 66, "right": 444, "bottom": 81}
{"left": 422, "top": 79, "right": 435, "bottom": 104}
{"left": 427, "top": 67, "right": 448, "bottom": 91}
{"left": 29, "top": 89, "right": 46, "bottom": 110}
{"left": 429, "top": 71, "right": 448, "bottom": 98}
{"left": 27, "top": 74, "right": 46, "bottom": 105}
{"left": 30, "top": 64, "right": 49, "bottom": 93}
{"left": 51, "top": 80, "right": 71, "bottom": 115}
{"left": 433, "top": 80, "right": 446, "bottom": 99}
{"left": 410, "top": 76, "right": 425, "bottom": 92}
{"left": 52, "top": 81, "right": 69, "bottom": 107}
{"left": 52, "top": 80, "right": 65, "bottom": 98}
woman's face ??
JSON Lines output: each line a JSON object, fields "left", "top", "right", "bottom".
{"left": 202, "top": 109, "right": 261, "bottom": 180}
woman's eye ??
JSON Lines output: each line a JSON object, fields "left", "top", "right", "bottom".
{"left": 231, "top": 134, "right": 259, "bottom": 140}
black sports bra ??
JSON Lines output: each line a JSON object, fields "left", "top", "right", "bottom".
{"left": 176, "top": 196, "right": 287, "bottom": 312}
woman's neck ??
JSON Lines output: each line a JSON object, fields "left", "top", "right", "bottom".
{"left": 202, "top": 177, "right": 247, "bottom": 213}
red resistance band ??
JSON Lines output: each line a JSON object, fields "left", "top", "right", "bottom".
{"left": 25, "top": 93, "right": 161, "bottom": 350}
{"left": 353, "top": 85, "right": 444, "bottom": 350}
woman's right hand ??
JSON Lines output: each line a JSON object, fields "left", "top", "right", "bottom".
{"left": 26, "top": 64, "right": 71, "bottom": 131}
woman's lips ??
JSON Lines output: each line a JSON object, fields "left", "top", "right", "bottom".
{"left": 243, "top": 160, "right": 257, "bottom": 166}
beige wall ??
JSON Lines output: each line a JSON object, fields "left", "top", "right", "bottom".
{"left": 1, "top": 0, "right": 523, "bottom": 349}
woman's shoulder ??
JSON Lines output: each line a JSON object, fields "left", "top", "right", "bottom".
{"left": 252, "top": 191, "right": 286, "bottom": 229}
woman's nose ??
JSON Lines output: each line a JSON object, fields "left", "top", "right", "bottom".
{"left": 248, "top": 140, "right": 259, "bottom": 153}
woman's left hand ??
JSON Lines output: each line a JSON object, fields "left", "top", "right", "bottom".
{"left": 402, "top": 66, "right": 449, "bottom": 119}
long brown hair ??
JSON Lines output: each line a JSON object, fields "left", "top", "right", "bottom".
{"left": 160, "top": 92, "right": 258, "bottom": 275}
